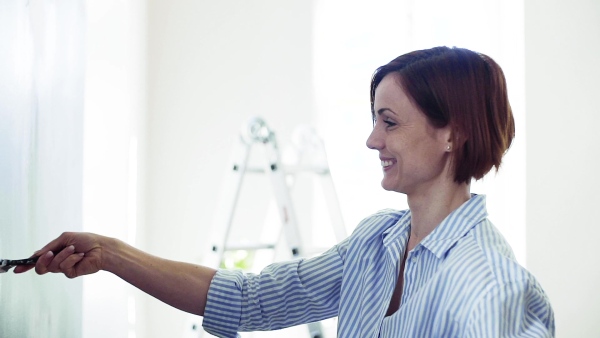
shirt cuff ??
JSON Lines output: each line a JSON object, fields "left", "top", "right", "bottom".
{"left": 202, "top": 269, "right": 245, "bottom": 338}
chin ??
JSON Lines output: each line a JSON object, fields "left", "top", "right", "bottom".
{"left": 380, "top": 180, "right": 399, "bottom": 192}
{"left": 381, "top": 179, "right": 407, "bottom": 194}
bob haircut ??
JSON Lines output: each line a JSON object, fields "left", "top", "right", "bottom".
{"left": 370, "top": 46, "right": 515, "bottom": 184}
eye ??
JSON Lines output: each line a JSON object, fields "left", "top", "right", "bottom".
{"left": 384, "top": 119, "right": 396, "bottom": 127}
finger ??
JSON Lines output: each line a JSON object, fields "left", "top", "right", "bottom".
{"left": 35, "top": 250, "right": 55, "bottom": 275}
{"left": 59, "top": 253, "right": 85, "bottom": 279}
{"left": 32, "top": 232, "right": 76, "bottom": 258}
{"left": 13, "top": 264, "right": 35, "bottom": 274}
{"left": 46, "top": 245, "right": 76, "bottom": 273}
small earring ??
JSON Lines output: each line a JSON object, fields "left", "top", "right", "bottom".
{"left": 446, "top": 145, "right": 451, "bottom": 151}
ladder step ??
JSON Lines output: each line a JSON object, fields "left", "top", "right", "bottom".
{"left": 241, "top": 166, "right": 330, "bottom": 175}
{"left": 223, "top": 243, "right": 276, "bottom": 251}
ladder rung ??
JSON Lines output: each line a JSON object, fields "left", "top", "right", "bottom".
{"left": 224, "top": 243, "right": 276, "bottom": 251}
{"left": 243, "top": 166, "right": 330, "bottom": 175}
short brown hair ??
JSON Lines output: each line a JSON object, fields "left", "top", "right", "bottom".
{"left": 370, "top": 46, "right": 515, "bottom": 184}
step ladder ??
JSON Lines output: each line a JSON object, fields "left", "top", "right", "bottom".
{"left": 184, "top": 117, "right": 346, "bottom": 338}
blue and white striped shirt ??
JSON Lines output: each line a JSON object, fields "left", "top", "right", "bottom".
{"left": 202, "top": 195, "right": 555, "bottom": 337}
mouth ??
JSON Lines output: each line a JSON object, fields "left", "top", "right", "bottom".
{"left": 380, "top": 158, "right": 395, "bottom": 170}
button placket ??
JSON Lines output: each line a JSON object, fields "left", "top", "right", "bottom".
{"left": 409, "top": 247, "right": 419, "bottom": 264}
{"left": 403, "top": 248, "right": 420, "bottom": 302}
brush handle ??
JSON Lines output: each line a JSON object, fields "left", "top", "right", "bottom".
{"left": 0, "top": 256, "right": 40, "bottom": 273}
{"left": 1, "top": 256, "right": 40, "bottom": 266}
{"left": 8, "top": 257, "right": 40, "bottom": 265}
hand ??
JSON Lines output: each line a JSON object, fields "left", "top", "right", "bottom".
{"left": 14, "top": 232, "right": 106, "bottom": 279}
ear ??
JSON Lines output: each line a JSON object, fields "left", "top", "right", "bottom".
{"left": 438, "top": 125, "right": 453, "bottom": 152}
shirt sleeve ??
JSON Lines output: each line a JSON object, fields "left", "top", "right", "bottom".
{"left": 202, "top": 244, "right": 345, "bottom": 338}
{"left": 465, "top": 278, "right": 555, "bottom": 338}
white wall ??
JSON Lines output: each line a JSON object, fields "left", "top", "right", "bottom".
{"left": 525, "top": 0, "right": 600, "bottom": 336}
{"left": 82, "top": 1, "right": 147, "bottom": 337}
{"left": 0, "top": 1, "right": 84, "bottom": 337}
{"left": 145, "top": 1, "right": 315, "bottom": 337}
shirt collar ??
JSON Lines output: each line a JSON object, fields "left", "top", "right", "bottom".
{"left": 420, "top": 194, "right": 488, "bottom": 258}
{"left": 382, "top": 194, "right": 488, "bottom": 259}
{"left": 382, "top": 210, "right": 411, "bottom": 248}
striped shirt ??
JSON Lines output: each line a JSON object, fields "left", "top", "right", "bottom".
{"left": 202, "top": 194, "right": 555, "bottom": 337}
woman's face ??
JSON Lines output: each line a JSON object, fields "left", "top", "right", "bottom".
{"left": 366, "top": 74, "right": 452, "bottom": 195}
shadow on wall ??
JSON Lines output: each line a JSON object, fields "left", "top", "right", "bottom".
{"left": 0, "top": 1, "right": 85, "bottom": 337}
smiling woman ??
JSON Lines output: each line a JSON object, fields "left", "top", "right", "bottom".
{"left": 17, "top": 46, "right": 554, "bottom": 338}
{"left": 368, "top": 47, "right": 515, "bottom": 192}
{"left": 357, "top": 47, "right": 550, "bottom": 333}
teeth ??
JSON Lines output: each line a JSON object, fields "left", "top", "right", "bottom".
{"left": 381, "top": 160, "right": 393, "bottom": 167}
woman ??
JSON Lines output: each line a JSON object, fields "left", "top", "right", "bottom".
{"left": 17, "top": 46, "right": 555, "bottom": 337}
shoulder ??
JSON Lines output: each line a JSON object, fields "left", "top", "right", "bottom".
{"left": 444, "top": 219, "right": 526, "bottom": 285}
{"left": 433, "top": 219, "right": 531, "bottom": 307}
{"left": 439, "top": 220, "right": 553, "bottom": 333}
{"left": 470, "top": 220, "right": 527, "bottom": 283}
{"left": 464, "top": 269, "right": 555, "bottom": 336}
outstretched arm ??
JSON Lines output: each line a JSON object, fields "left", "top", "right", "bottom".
{"left": 14, "top": 232, "right": 217, "bottom": 316}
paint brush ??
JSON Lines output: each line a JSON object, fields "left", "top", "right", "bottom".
{"left": 0, "top": 257, "right": 39, "bottom": 273}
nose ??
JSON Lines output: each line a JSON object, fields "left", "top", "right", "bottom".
{"left": 366, "top": 126, "right": 383, "bottom": 150}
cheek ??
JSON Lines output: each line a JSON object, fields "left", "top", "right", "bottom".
{"left": 387, "top": 136, "right": 408, "bottom": 153}
{"left": 397, "top": 141, "right": 444, "bottom": 173}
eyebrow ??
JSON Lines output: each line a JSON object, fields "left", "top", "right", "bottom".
{"left": 377, "top": 108, "right": 397, "bottom": 116}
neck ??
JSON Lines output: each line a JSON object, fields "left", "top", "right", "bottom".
{"left": 406, "top": 181, "right": 471, "bottom": 250}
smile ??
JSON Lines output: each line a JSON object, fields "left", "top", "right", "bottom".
{"left": 381, "top": 160, "right": 394, "bottom": 167}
